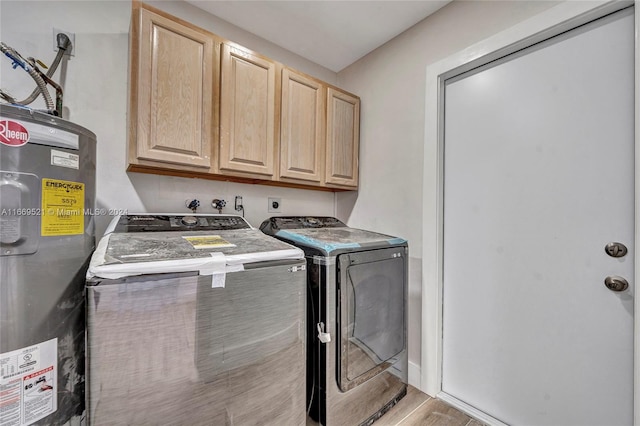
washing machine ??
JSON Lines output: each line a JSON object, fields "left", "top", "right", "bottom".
{"left": 260, "top": 216, "right": 408, "bottom": 426}
{"left": 85, "top": 214, "right": 307, "bottom": 425}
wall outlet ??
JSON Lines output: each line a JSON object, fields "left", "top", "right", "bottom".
{"left": 53, "top": 28, "right": 75, "bottom": 57}
{"left": 268, "top": 197, "right": 281, "bottom": 213}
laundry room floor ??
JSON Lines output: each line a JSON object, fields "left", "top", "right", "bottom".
{"left": 307, "top": 386, "right": 485, "bottom": 426}
{"left": 373, "top": 386, "right": 484, "bottom": 426}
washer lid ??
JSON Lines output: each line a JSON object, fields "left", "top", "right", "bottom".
{"left": 87, "top": 228, "right": 303, "bottom": 280}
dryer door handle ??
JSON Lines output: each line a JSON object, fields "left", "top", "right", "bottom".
{"left": 317, "top": 322, "right": 332, "bottom": 343}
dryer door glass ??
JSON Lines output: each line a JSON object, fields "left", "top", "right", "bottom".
{"left": 337, "top": 247, "right": 405, "bottom": 391}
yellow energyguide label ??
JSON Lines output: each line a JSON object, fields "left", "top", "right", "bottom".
{"left": 182, "top": 235, "right": 235, "bottom": 249}
{"left": 41, "top": 178, "right": 85, "bottom": 236}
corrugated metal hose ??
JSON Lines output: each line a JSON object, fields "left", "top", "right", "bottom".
{"left": 0, "top": 33, "right": 71, "bottom": 115}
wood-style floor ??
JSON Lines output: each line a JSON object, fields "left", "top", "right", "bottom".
{"left": 373, "top": 386, "right": 484, "bottom": 426}
{"left": 308, "top": 386, "right": 484, "bottom": 426}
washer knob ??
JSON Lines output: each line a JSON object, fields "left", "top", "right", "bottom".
{"left": 182, "top": 216, "right": 198, "bottom": 226}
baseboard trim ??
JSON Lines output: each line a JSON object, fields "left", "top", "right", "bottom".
{"left": 438, "top": 392, "right": 508, "bottom": 426}
{"left": 408, "top": 361, "right": 421, "bottom": 390}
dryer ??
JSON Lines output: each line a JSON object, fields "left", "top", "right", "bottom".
{"left": 260, "top": 216, "right": 408, "bottom": 425}
{"left": 86, "top": 214, "right": 307, "bottom": 425}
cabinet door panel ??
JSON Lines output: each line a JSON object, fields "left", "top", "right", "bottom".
{"left": 220, "top": 44, "right": 276, "bottom": 177}
{"left": 326, "top": 88, "right": 359, "bottom": 187}
{"left": 136, "top": 8, "right": 214, "bottom": 169}
{"left": 280, "top": 69, "right": 325, "bottom": 183}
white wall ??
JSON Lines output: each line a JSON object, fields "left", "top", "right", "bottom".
{"left": 0, "top": 1, "right": 337, "bottom": 236}
{"left": 336, "top": 0, "right": 560, "bottom": 387}
{"left": 146, "top": 1, "right": 337, "bottom": 84}
{"left": 1, "top": 0, "right": 565, "bottom": 391}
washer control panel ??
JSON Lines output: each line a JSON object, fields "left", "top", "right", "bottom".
{"left": 113, "top": 215, "right": 250, "bottom": 232}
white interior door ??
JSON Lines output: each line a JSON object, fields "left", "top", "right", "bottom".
{"left": 442, "top": 8, "right": 634, "bottom": 426}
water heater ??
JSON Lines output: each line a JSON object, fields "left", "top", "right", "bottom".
{"left": 0, "top": 104, "right": 96, "bottom": 425}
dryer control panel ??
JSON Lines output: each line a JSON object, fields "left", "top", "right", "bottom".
{"left": 113, "top": 215, "right": 251, "bottom": 233}
{"left": 260, "top": 216, "right": 345, "bottom": 232}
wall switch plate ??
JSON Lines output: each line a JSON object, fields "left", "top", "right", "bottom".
{"left": 268, "top": 197, "right": 281, "bottom": 213}
{"left": 53, "top": 28, "right": 75, "bottom": 56}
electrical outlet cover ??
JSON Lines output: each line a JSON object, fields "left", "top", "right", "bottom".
{"left": 268, "top": 197, "right": 281, "bottom": 213}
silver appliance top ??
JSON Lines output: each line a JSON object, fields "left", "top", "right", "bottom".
{"left": 260, "top": 216, "right": 407, "bottom": 255}
{"left": 87, "top": 214, "right": 303, "bottom": 280}
{"left": 103, "top": 228, "right": 297, "bottom": 263}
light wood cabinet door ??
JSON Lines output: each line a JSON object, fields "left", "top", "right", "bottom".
{"left": 219, "top": 43, "right": 277, "bottom": 177}
{"left": 280, "top": 69, "right": 325, "bottom": 183}
{"left": 326, "top": 88, "right": 360, "bottom": 187}
{"left": 132, "top": 6, "right": 216, "bottom": 170}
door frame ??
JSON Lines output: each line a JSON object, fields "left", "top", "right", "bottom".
{"left": 421, "top": 0, "right": 639, "bottom": 423}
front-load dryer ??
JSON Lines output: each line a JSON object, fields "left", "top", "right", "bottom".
{"left": 260, "top": 216, "right": 408, "bottom": 425}
{"left": 86, "top": 214, "right": 307, "bottom": 425}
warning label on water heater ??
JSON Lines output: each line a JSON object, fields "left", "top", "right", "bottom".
{"left": 0, "top": 338, "right": 57, "bottom": 426}
{"left": 41, "top": 178, "right": 84, "bottom": 236}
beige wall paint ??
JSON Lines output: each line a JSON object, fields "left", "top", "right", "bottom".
{"left": 0, "top": 1, "right": 337, "bottom": 237}
{"left": 336, "top": 0, "right": 560, "bottom": 385}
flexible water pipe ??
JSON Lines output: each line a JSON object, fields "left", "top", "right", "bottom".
{"left": 0, "top": 42, "right": 54, "bottom": 111}
{"left": 32, "top": 63, "right": 63, "bottom": 116}
{"left": 16, "top": 33, "right": 71, "bottom": 106}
